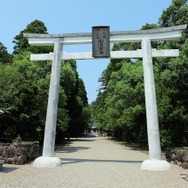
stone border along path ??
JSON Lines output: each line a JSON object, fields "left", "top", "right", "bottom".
{"left": 0, "top": 133, "right": 187, "bottom": 188}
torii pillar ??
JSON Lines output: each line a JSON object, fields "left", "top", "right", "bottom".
{"left": 141, "top": 38, "right": 169, "bottom": 170}
{"left": 24, "top": 24, "right": 186, "bottom": 169}
{"left": 32, "top": 40, "right": 63, "bottom": 167}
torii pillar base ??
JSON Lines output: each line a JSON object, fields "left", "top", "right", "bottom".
{"left": 141, "top": 160, "right": 171, "bottom": 171}
{"left": 33, "top": 156, "right": 62, "bottom": 168}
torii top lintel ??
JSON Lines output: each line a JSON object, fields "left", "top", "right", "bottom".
{"left": 24, "top": 25, "right": 187, "bottom": 46}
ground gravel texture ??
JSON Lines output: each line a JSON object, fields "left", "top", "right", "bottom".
{"left": 0, "top": 133, "right": 188, "bottom": 188}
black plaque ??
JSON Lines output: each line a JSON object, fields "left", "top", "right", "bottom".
{"left": 92, "top": 26, "right": 110, "bottom": 58}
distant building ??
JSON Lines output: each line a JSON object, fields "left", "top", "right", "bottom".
{"left": 86, "top": 123, "right": 98, "bottom": 133}
{"left": 91, "top": 124, "right": 98, "bottom": 132}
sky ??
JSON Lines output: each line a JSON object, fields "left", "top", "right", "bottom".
{"left": 0, "top": 0, "right": 172, "bottom": 104}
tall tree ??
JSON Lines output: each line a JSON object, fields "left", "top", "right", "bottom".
{"left": 0, "top": 42, "right": 12, "bottom": 64}
{"left": 1, "top": 19, "right": 90, "bottom": 143}
{"left": 13, "top": 19, "right": 52, "bottom": 54}
{"left": 0, "top": 63, "right": 21, "bottom": 141}
{"left": 159, "top": 0, "right": 188, "bottom": 28}
{"left": 156, "top": 0, "right": 188, "bottom": 147}
{"left": 61, "top": 61, "right": 89, "bottom": 138}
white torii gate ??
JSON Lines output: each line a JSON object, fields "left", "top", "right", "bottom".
{"left": 24, "top": 24, "right": 186, "bottom": 170}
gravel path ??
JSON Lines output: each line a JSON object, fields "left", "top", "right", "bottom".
{"left": 0, "top": 134, "right": 188, "bottom": 188}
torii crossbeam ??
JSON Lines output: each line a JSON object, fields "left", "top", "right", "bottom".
{"left": 24, "top": 24, "right": 187, "bottom": 170}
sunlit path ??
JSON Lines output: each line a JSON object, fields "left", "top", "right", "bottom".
{"left": 1, "top": 134, "right": 187, "bottom": 188}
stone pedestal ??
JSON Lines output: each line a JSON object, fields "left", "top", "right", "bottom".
{"left": 141, "top": 160, "right": 171, "bottom": 171}
{"left": 33, "top": 156, "right": 61, "bottom": 168}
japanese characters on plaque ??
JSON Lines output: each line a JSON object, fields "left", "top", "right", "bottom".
{"left": 92, "top": 26, "right": 110, "bottom": 58}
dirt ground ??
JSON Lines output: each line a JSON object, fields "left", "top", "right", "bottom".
{"left": 0, "top": 134, "right": 188, "bottom": 188}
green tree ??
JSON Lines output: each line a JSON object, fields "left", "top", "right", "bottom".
{"left": 159, "top": 0, "right": 188, "bottom": 28}
{"left": 155, "top": 0, "right": 188, "bottom": 147}
{"left": 0, "top": 42, "right": 12, "bottom": 64}
{"left": 0, "top": 19, "right": 90, "bottom": 143}
{"left": 9, "top": 51, "right": 51, "bottom": 141}
{"left": 13, "top": 19, "right": 52, "bottom": 54}
{"left": 104, "top": 61, "right": 146, "bottom": 142}
{"left": 61, "top": 61, "right": 89, "bottom": 138}
{"left": 0, "top": 63, "right": 21, "bottom": 141}
{"left": 92, "top": 1, "right": 188, "bottom": 148}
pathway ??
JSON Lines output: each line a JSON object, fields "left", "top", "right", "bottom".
{"left": 0, "top": 134, "right": 187, "bottom": 188}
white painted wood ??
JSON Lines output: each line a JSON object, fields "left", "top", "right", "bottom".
{"left": 152, "top": 49, "right": 179, "bottom": 57}
{"left": 24, "top": 24, "right": 187, "bottom": 46}
{"left": 30, "top": 51, "right": 143, "bottom": 61}
{"left": 42, "top": 41, "right": 63, "bottom": 157}
{"left": 26, "top": 31, "right": 182, "bottom": 46}
{"left": 30, "top": 49, "right": 179, "bottom": 61}
{"left": 142, "top": 38, "right": 161, "bottom": 160}
{"left": 110, "top": 30, "right": 182, "bottom": 43}
{"left": 31, "top": 53, "right": 53, "bottom": 61}
{"left": 141, "top": 39, "right": 171, "bottom": 170}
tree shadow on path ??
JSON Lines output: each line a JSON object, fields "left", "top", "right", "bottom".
{"left": 56, "top": 146, "right": 90, "bottom": 153}
{"left": 0, "top": 166, "right": 18, "bottom": 173}
{"left": 55, "top": 133, "right": 96, "bottom": 153}
{"left": 61, "top": 157, "right": 143, "bottom": 165}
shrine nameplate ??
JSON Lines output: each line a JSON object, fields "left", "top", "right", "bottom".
{"left": 92, "top": 26, "right": 110, "bottom": 58}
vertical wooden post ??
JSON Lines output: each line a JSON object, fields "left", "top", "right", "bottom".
{"left": 141, "top": 39, "right": 170, "bottom": 170}
{"left": 142, "top": 39, "right": 161, "bottom": 160}
{"left": 33, "top": 41, "right": 62, "bottom": 167}
{"left": 42, "top": 41, "right": 63, "bottom": 157}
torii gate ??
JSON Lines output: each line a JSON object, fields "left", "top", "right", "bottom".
{"left": 24, "top": 24, "right": 186, "bottom": 170}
